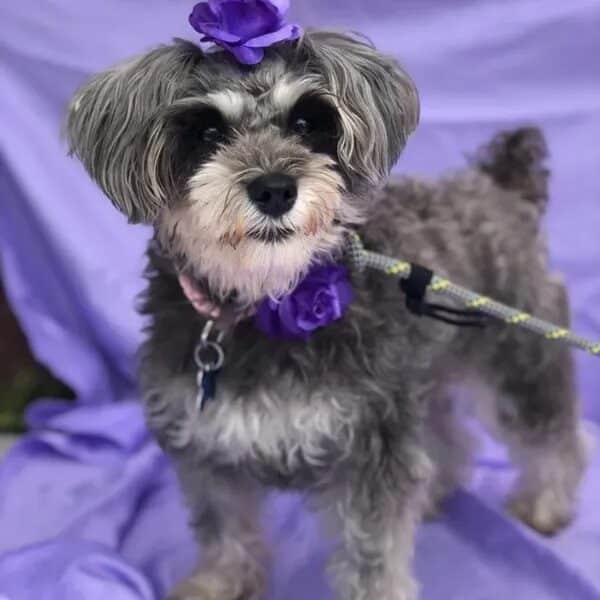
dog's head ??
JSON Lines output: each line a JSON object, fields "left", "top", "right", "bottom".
{"left": 66, "top": 32, "right": 419, "bottom": 302}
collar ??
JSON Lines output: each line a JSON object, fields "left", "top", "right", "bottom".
{"left": 178, "top": 262, "right": 355, "bottom": 340}
{"left": 164, "top": 232, "right": 356, "bottom": 339}
{"left": 178, "top": 272, "right": 257, "bottom": 325}
{"left": 149, "top": 236, "right": 258, "bottom": 328}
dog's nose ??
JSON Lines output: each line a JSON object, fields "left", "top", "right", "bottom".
{"left": 247, "top": 173, "right": 297, "bottom": 218}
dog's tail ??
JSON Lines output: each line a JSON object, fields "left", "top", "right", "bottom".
{"left": 475, "top": 126, "right": 549, "bottom": 215}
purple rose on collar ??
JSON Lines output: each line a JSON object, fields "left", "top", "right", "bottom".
{"left": 255, "top": 264, "right": 354, "bottom": 340}
{"left": 189, "top": 0, "right": 302, "bottom": 65}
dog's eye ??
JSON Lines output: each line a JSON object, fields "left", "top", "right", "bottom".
{"left": 291, "top": 117, "right": 310, "bottom": 136}
{"left": 171, "top": 106, "right": 228, "bottom": 149}
{"left": 195, "top": 109, "right": 228, "bottom": 147}
{"left": 287, "top": 95, "right": 339, "bottom": 156}
{"left": 166, "top": 105, "right": 230, "bottom": 186}
{"left": 201, "top": 126, "right": 224, "bottom": 144}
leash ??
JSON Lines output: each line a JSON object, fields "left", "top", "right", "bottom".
{"left": 345, "top": 233, "right": 600, "bottom": 357}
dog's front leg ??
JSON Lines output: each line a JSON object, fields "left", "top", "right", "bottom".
{"left": 327, "top": 442, "right": 432, "bottom": 600}
{"left": 168, "top": 467, "right": 267, "bottom": 600}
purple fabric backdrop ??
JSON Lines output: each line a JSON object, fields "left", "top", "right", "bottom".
{"left": 0, "top": 1, "right": 599, "bottom": 598}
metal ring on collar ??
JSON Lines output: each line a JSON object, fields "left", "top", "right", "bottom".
{"left": 194, "top": 341, "right": 225, "bottom": 372}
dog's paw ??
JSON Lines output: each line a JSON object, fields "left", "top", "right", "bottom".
{"left": 166, "top": 578, "right": 213, "bottom": 600}
{"left": 167, "top": 570, "right": 264, "bottom": 600}
{"left": 507, "top": 490, "right": 573, "bottom": 536}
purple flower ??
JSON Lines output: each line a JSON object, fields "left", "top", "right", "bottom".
{"left": 189, "top": 0, "right": 302, "bottom": 65}
{"left": 255, "top": 264, "right": 354, "bottom": 340}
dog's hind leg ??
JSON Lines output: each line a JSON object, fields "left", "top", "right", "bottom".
{"left": 472, "top": 282, "right": 588, "bottom": 535}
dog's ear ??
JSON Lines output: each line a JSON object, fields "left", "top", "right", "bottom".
{"left": 300, "top": 31, "right": 419, "bottom": 185}
{"left": 65, "top": 40, "right": 203, "bottom": 223}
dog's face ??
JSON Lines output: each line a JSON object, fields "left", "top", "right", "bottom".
{"left": 67, "top": 32, "right": 419, "bottom": 302}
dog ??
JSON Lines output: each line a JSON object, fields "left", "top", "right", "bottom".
{"left": 66, "top": 31, "right": 587, "bottom": 600}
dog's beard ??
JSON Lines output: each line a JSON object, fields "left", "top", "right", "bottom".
{"left": 159, "top": 156, "right": 360, "bottom": 304}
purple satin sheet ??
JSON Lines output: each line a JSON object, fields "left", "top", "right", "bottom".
{"left": 0, "top": 1, "right": 599, "bottom": 598}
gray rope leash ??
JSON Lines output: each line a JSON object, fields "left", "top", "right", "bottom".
{"left": 346, "top": 233, "right": 600, "bottom": 357}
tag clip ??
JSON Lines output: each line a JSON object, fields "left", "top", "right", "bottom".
{"left": 194, "top": 320, "right": 225, "bottom": 412}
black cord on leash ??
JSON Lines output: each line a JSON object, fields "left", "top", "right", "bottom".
{"left": 399, "top": 263, "right": 487, "bottom": 328}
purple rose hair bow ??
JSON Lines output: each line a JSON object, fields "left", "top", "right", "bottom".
{"left": 255, "top": 264, "right": 354, "bottom": 340}
{"left": 189, "top": 0, "right": 303, "bottom": 65}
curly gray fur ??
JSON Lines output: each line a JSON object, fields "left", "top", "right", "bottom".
{"left": 66, "top": 31, "right": 587, "bottom": 600}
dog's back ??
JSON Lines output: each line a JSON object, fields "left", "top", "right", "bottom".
{"left": 365, "top": 127, "right": 554, "bottom": 312}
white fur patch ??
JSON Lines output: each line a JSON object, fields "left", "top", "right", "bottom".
{"left": 270, "top": 75, "right": 322, "bottom": 112}
{"left": 206, "top": 90, "right": 252, "bottom": 121}
{"left": 193, "top": 381, "right": 361, "bottom": 470}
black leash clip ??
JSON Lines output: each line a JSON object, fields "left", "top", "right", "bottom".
{"left": 400, "top": 263, "right": 487, "bottom": 328}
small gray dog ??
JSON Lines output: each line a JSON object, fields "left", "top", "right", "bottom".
{"left": 66, "top": 31, "right": 587, "bottom": 600}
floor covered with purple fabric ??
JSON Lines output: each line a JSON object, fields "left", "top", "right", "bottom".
{"left": 1, "top": 2, "right": 599, "bottom": 598}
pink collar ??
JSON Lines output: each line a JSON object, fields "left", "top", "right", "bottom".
{"left": 178, "top": 273, "right": 257, "bottom": 324}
